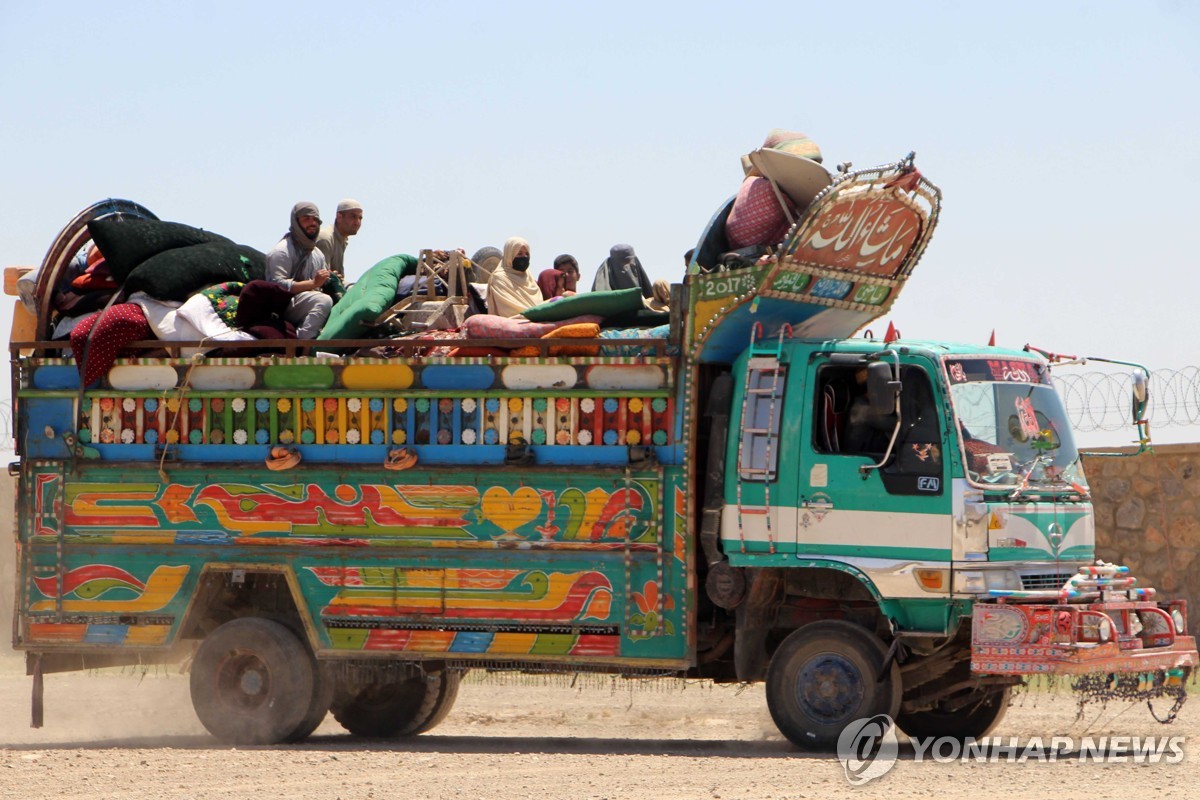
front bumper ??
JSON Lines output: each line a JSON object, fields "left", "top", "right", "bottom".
{"left": 971, "top": 599, "right": 1199, "bottom": 676}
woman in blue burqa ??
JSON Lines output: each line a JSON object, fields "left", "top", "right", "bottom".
{"left": 592, "top": 243, "right": 653, "bottom": 297}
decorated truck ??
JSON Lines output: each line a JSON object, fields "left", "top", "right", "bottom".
{"left": 6, "top": 151, "right": 1196, "bottom": 749}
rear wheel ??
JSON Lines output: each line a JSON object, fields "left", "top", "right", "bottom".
{"left": 285, "top": 660, "right": 335, "bottom": 742}
{"left": 189, "top": 618, "right": 315, "bottom": 744}
{"left": 332, "top": 670, "right": 461, "bottom": 738}
{"left": 766, "top": 621, "right": 902, "bottom": 751}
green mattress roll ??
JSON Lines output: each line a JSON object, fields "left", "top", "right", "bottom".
{"left": 521, "top": 287, "right": 645, "bottom": 322}
{"left": 318, "top": 253, "right": 416, "bottom": 340}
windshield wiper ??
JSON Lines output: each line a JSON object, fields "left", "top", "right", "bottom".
{"left": 1009, "top": 454, "right": 1090, "bottom": 501}
{"left": 1009, "top": 454, "right": 1049, "bottom": 501}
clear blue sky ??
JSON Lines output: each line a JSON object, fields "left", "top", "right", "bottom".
{"left": 2, "top": 1, "right": 1197, "bottom": 444}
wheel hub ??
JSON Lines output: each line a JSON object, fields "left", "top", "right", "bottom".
{"left": 218, "top": 653, "right": 271, "bottom": 709}
{"left": 796, "top": 653, "right": 864, "bottom": 724}
{"left": 240, "top": 668, "right": 265, "bottom": 696}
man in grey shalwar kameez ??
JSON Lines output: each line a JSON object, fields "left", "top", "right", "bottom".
{"left": 266, "top": 202, "right": 334, "bottom": 339}
{"left": 592, "top": 243, "right": 653, "bottom": 297}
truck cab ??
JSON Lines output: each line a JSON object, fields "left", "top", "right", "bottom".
{"left": 725, "top": 339, "right": 1092, "bottom": 614}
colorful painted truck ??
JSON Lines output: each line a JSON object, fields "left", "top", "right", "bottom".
{"left": 7, "top": 153, "right": 1196, "bottom": 749}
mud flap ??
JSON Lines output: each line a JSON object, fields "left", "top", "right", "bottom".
{"left": 30, "top": 653, "right": 43, "bottom": 728}
{"left": 734, "top": 569, "right": 783, "bottom": 681}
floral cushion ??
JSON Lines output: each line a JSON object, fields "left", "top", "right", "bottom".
{"left": 200, "top": 281, "right": 245, "bottom": 329}
{"left": 598, "top": 325, "right": 673, "bottom": 357}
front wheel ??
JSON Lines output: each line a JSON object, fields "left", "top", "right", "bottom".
{"left": 766, "top": 621, "right": 902, "bottom": 751}
{"left": 896, "top": 686, "right": 1010, "bottom": 741}
{"left": 332, "top": 670, "right": 462, "bottom": 738}
{"left": 189, "top": 618, "right": 316, "bottom": 745}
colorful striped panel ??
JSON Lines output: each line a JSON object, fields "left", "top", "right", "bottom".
{"left": 26, "top": 622, "right": 172, "bottom": 646}
{"left": 77, "top": 394, "right": 673, "bottom": 449}
{"left": 326, "top": 627, "right": 621, "bottom": 657}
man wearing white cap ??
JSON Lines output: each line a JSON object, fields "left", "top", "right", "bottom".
{"left": 316, "top": 198, "right": 364, "bottom": 278}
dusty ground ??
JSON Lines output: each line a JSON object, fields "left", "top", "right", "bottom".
{"left": 0, "top": 653, "right": 1196, "bottom": 800}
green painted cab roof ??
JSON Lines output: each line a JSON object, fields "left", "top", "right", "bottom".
{"left": 779, "top": 338, "right": 1048, "bottom": 363}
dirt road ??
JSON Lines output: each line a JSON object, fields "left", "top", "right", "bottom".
{"left": 0, "top": 655, "right": 1194, "bottom": 800}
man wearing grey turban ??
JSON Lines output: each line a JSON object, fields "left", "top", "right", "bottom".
{"left": 592, "top": 243, "right": 653, "bottom": 297}
{"left": 265, "top": 201, "right": 334, "bottom": 338}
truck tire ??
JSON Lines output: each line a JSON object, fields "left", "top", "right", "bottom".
{"left": 470, "top": 246, "right": 502, "bottom": 282}
{"left": 189, "top": 618, "right": 316, "bottom": 745}
{"left": 332, "top": 670, "right": 461, "bottom": 738}
{"left": 284, "top": 661, "right": 336, "bottom": 743}
{"left": 32, "top": 199, "right": 158, "bottom": 340}
{"left": 766, "top": 621, "right": 902, "bottom": 751}
{"left": 896, "top": 686, "right": 1010, "bottom": 741}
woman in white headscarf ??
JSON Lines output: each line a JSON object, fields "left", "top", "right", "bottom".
{"left": 486, "top": 236, "right": 543, "bottom": 317}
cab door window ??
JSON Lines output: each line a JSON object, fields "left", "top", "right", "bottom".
{"left": 813, "top": 363, "right": 943, "bottom": 495}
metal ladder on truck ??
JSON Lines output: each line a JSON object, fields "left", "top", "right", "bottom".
{"left": 734, "top": 323, "right": 791, "bottom": 555}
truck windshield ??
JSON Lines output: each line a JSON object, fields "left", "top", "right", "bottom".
{"left": 945, "top": 357, "right": 1086, "bottom": 491}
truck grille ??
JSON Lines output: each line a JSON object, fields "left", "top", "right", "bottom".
{"left": 1019, "top": 572, "right": 1074, "bottom": 591}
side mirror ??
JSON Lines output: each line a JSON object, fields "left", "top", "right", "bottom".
{"left": 867, "top": 361, "right": 901, "bottom": 414}
{"left": 1132, "top": 371, "right": 1148, "bottom": 423}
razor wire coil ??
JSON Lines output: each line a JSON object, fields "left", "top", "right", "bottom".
{"left": 1054, "top": 368, "right": 1200, "bottom": 432}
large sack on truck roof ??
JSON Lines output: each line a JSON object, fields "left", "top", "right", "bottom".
{"left": 318, "top": 253, "right": 416, "bottom": 341}
{"left": 123, "top": 242, "right": 265, "bottom": 301}
{"left": 725, "top": 176, "right": 796, "bottom": 250}
{"left": 87, "top": 219, "right": 233, "bottom": 283}
{"left": 761, "top": 129, "right": 823, "bottom": 162}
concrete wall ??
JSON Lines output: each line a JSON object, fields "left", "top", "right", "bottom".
{"left": 1083, "top": 443, "right": 1200, "bottom": 637}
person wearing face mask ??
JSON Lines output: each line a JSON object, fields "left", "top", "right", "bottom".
{"left": 485, "top": 236, "right": 543, "bottom": 317}
{"left": 592, "top": 243, "right": 653, "bottom": 297}
{"left": 265, "top": 201, "right": 333, "bottom": 338}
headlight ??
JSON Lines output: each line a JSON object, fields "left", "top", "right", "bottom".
{"left": 954, "top": 570, "right": 985, "bottom": 594}
{"left": 1172, "top": 609, "right": 1186, "bottom": 633}
{"left": 984, "top": 570, "right": 1022, "bottom": 591}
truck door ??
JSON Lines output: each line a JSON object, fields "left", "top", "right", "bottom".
{"left": 798, "top": 357, "right": 951, "bottom": 572}
{"left": 725, "top": 351, "right": 805, "bottom": 556}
